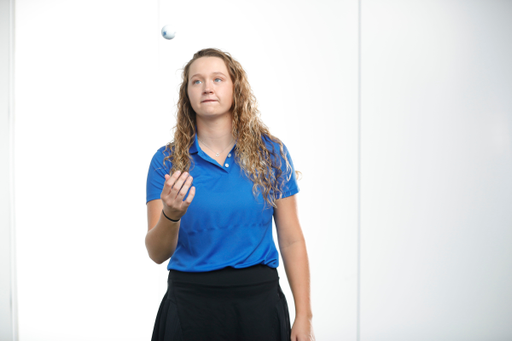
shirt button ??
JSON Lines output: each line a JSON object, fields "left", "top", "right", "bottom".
{"left": 227, "top": 153, "right": 231, "bottom": 157}
{"left": 225, "top": 163, "right": 229, "bottom": 167}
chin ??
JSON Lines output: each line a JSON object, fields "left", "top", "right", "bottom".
{"left": 198, "top": 111, "right": 230, "bottom": 118}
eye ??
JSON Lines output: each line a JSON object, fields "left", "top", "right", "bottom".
{"left": 214, "top": 78, "right": 222, "bottom": 82}
{"left": 192, "top": 80, "right": 201, "bottom": 85}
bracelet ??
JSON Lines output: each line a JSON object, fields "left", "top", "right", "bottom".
{"left": 162, "top": 209, "right": 180, "bottom": 222}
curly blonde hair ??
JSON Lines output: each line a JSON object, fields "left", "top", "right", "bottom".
{"left": 164, "top": 48, "right": 296, "bottom": 208}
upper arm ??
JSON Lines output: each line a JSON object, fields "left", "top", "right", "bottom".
{"left": 147, "top": 147, "right": 170, "bottom": 204}
{"left": 274, "top": 194, "right": 305, "bottom": 249}
{"left": 146, "top": 147, "right": 170, "bottom": 231}
{"left": 147, "top": 199, "right": 163, "bottom": 232}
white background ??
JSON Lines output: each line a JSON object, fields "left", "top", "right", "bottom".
{"left": 14, "top": 0, "right": 353, "bottom": 340}
{"left": 5, "top": 0, "right": 511, "bottom": 340}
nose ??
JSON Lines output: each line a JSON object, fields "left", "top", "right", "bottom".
{"left": 203, "top": 82, "right": 214, "bottom": 94}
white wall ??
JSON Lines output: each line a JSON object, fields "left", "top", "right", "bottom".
{"left": 5, "top": 0, "right": 511, "bottom": 341}
{"left": 360, "top": 1, "right": 512, "bottom": 340}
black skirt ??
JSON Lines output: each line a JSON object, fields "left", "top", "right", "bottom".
{"left": 151, "top": 265, "right": 291, "bottom": 341}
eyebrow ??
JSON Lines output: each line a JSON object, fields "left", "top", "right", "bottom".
{"left": 190, "top": 71, "right": 227, "bottom": 79}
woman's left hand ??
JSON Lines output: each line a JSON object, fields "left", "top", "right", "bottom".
{"left": 291, "top": 315, "right": 315, "bottom": 341}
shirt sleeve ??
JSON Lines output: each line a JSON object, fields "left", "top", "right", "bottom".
{"left": 146, "top": 146, "right": 172, "bottom": 204}
{"left": 279, "top": 142, "right": 300, "bottom": 199}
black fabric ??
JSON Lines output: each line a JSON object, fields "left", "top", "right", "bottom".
{"left": 151, "top": 265, "right": 291, "bottom": 341}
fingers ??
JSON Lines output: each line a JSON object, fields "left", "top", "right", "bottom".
{"left": 163, "top": 171, "right": 190, "bottom": 194}
{"left": 162, "top": 170, "right": 195, "bottom": 203}
{"left": 161, "top": 171, "right": 196, "bottom": 221}
{"left": 183, "top": 186, "right": 196, "bottom": 207}
{"left": 163, "top": 171, "right": 182, "bottom": 196}
{"left": 172, "top": 172, "right": 191, "bottom": 197}
{"left": 176, "top": 175, "right": 193, "bottom": 202}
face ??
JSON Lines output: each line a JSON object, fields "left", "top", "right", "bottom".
{"left": 187, "top": 57, "right": 234, "bottom": 120}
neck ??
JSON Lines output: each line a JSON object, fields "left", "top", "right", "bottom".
{"left": 196, "top": 114, "right": 234, "bottom": 149}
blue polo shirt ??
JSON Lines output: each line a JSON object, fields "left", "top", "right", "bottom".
{"left": 146, "top": 134, "right": 299, "bottom": 272}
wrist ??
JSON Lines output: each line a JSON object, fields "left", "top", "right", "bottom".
{"left": 162, "top": 209, "right": 180, "bottom": 222}
{"left": 295, "top": 312, "right": 313, "bottom": 321}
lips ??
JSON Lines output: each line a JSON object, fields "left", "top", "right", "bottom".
{"left": 202, "top": 100, "right": 217, "bottom": 103}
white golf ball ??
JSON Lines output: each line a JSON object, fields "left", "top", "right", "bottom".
{"left": 161, "top": 25, "right": 176, "bottom": 40}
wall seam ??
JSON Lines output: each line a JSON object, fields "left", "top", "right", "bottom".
{"left": 357, "top": 0, "right": 361, "bottom": 341}
{"left": 11, "top": 0, "right": 18, "bottom": 338}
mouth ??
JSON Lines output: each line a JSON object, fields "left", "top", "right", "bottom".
{"left": 202, "top": 99, "right": 217, "bottom": 103}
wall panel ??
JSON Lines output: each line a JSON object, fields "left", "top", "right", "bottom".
{"left": 360, "top": 1, "right": 512, "bottom": 340}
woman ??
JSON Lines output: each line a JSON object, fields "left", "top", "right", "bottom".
{"left": 146, "top": 48, "right": 315, "bottom": 341}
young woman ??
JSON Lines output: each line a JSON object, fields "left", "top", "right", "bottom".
{"left": 146, "top": 48, "right": 315, "bottom": 341}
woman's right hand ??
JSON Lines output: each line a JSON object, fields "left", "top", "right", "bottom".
{"left": 161, "top": 171, "right": 196, "bottom": 221}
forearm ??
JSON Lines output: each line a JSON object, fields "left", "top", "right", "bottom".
{"left": 280, "top": 239, "right": 313, "bottom": 319}
{"left": 145, "top": 211, "right": 180, "bottom": 264}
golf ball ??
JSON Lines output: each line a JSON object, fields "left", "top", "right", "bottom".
{"left": 161, "top": 25, "right": 176, "bottom": 40}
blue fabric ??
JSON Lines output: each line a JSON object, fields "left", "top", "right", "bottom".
{"left": 146, "top": 134, "right": 299, "bottom": 272}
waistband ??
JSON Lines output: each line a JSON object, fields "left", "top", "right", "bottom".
{"left": 169, "top": 264, "right": 279, "bottom": 287}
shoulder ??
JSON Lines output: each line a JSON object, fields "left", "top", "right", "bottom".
{"left": 149, "top": 145, "right": 172, "bottom": 170}
{"left": 262, "top": 134, "right": 288, "bottom": 153}
{"left": 154, "top": 145, "right": 172, "bottom": 158}
{"left": 261, "top": 135, "right": 293, "bottom": 161}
